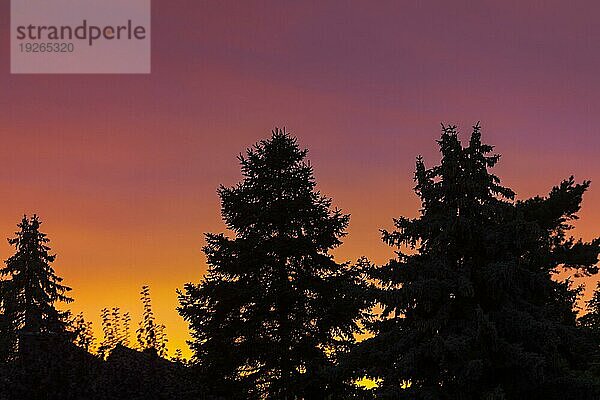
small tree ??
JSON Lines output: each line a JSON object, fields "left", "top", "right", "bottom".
{"left": 171, "top": 348, "right": 186, "bottom": 365}
{"left": 0, "top": 215, "right": 73, "bottom": 357}
{"left": 71, "top": 312, "right": 95, "bottom": 353}
{"left": 136, "top": 285, "right": 168, "bottom": 358}
{"left": 97, "top": 307, "right": 134, "bottom": 358}
{"left": 98, "top": 307, "right": 117, "bottom": 359}
{"left": 111, "top": 307, "right": 123, "bottom": 344}
{"left": 123, "top": 311, "right": 132, "bottom": 347}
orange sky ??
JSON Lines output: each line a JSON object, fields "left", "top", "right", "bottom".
{"left": 1, "top": 1, "right": 599, "bottom": 357}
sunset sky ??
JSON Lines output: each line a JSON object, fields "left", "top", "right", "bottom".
{"left": 1, "top": 1, "right": 599, "bottom": 357}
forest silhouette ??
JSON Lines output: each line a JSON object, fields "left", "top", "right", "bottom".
{"left": 0, "top": 125, "right": 598, "bottom": 399}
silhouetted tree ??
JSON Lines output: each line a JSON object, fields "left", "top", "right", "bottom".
{"left": 123, "top": 311, "right": 132, "bottom": 347}
{"left": 111, "top": 307, "right": 123, "bottom": 344}
{"left": 0, "top": 287, "right": 11, "bottom": 362}
{"left": 354, "top": 124, "right": 600, "bottom": 399}
{"left": 137, "top": 285, "right": 168, "bottom": 358}
{"left": 179, "top": 129, "right": 369, "bottom": 399}
{"left": 97, "top": 306, "right": 134, "bottom": 359}
{"left": 581, "top": 283, "right": 600, "bottom": 337}
{"left": 71, "top": 312, "right": 95, "bottom": 353}
{"left": 0, "top": 215, "right": 73, "bottom": 358}
{"left": 580, "top": 283, "right": 600, "bottom": 377}
{"left": 98, "top": 307, "right": 117, "bottom": 359}
{"left": 171, "top": 348, "right": 186, "bottom": 365}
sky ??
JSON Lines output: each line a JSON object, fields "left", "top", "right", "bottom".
{"left": 0, "top": 0, "right": 599, "bottom": 357}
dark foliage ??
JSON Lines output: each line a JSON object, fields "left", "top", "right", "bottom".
{"left": 71, "top": 312, "right": 96, "bottom": 353}
{"left": 581, "top": 283, "right": 600, "bottom": 337}
{"left": 179, "top": 129, "right": 370, "bottom": 399}
{"left": 580, "top": 284, "right": 600, "bottom": 377}
{"left": 95, "top": 344, "right": 199, "bottom": 400}
{"left": 0, "top": 215, "right": 73, "bottom": 360}
{"left": 137, "top": 285, "right": 168, "bottom": 358}
{"left": 0, "top": 334, "right": 101, "bottom": 400}
{"left": 0, "top": 339, "right": 206, "bottom": 400}
{"left": 352, "top": 124, "right": 600, "bottom": 399}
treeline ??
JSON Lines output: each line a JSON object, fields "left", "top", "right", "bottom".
{"left": 70, "top": 285, "right": 169, "bottom": 360}
{"left": 0, "top": 125, "right": 599, "bottom": 400}
{"left": 0, "top": 217, "right": 194, "bottom": 399}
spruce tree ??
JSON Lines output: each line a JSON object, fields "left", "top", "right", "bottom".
{"left": 178, "top": 129, "right": 369, "bottom": 399}
{"left": 355, "top": 124, "right": 600, "bottom": 399}
{"left": 0, "top": 215, "right": 73, "bottom": 356}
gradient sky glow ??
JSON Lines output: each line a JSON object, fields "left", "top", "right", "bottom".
{"left": 1, "top": 0, "right": 599, "bottom": 357}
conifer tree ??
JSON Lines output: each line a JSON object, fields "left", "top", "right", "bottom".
{"left": 178, "top": 129, "right": 369, "bottom": 399}
{"left": 0, "top": 284, "right": 11, "bottom": 361}
{"left": 355, "top": 124, "right": 600, "bottom": 399}
{"left": 580, "top": 283, "right": 600, "bottom": 376}
{"left": 0, "top": 215, "right": 73, "bottom": 357}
